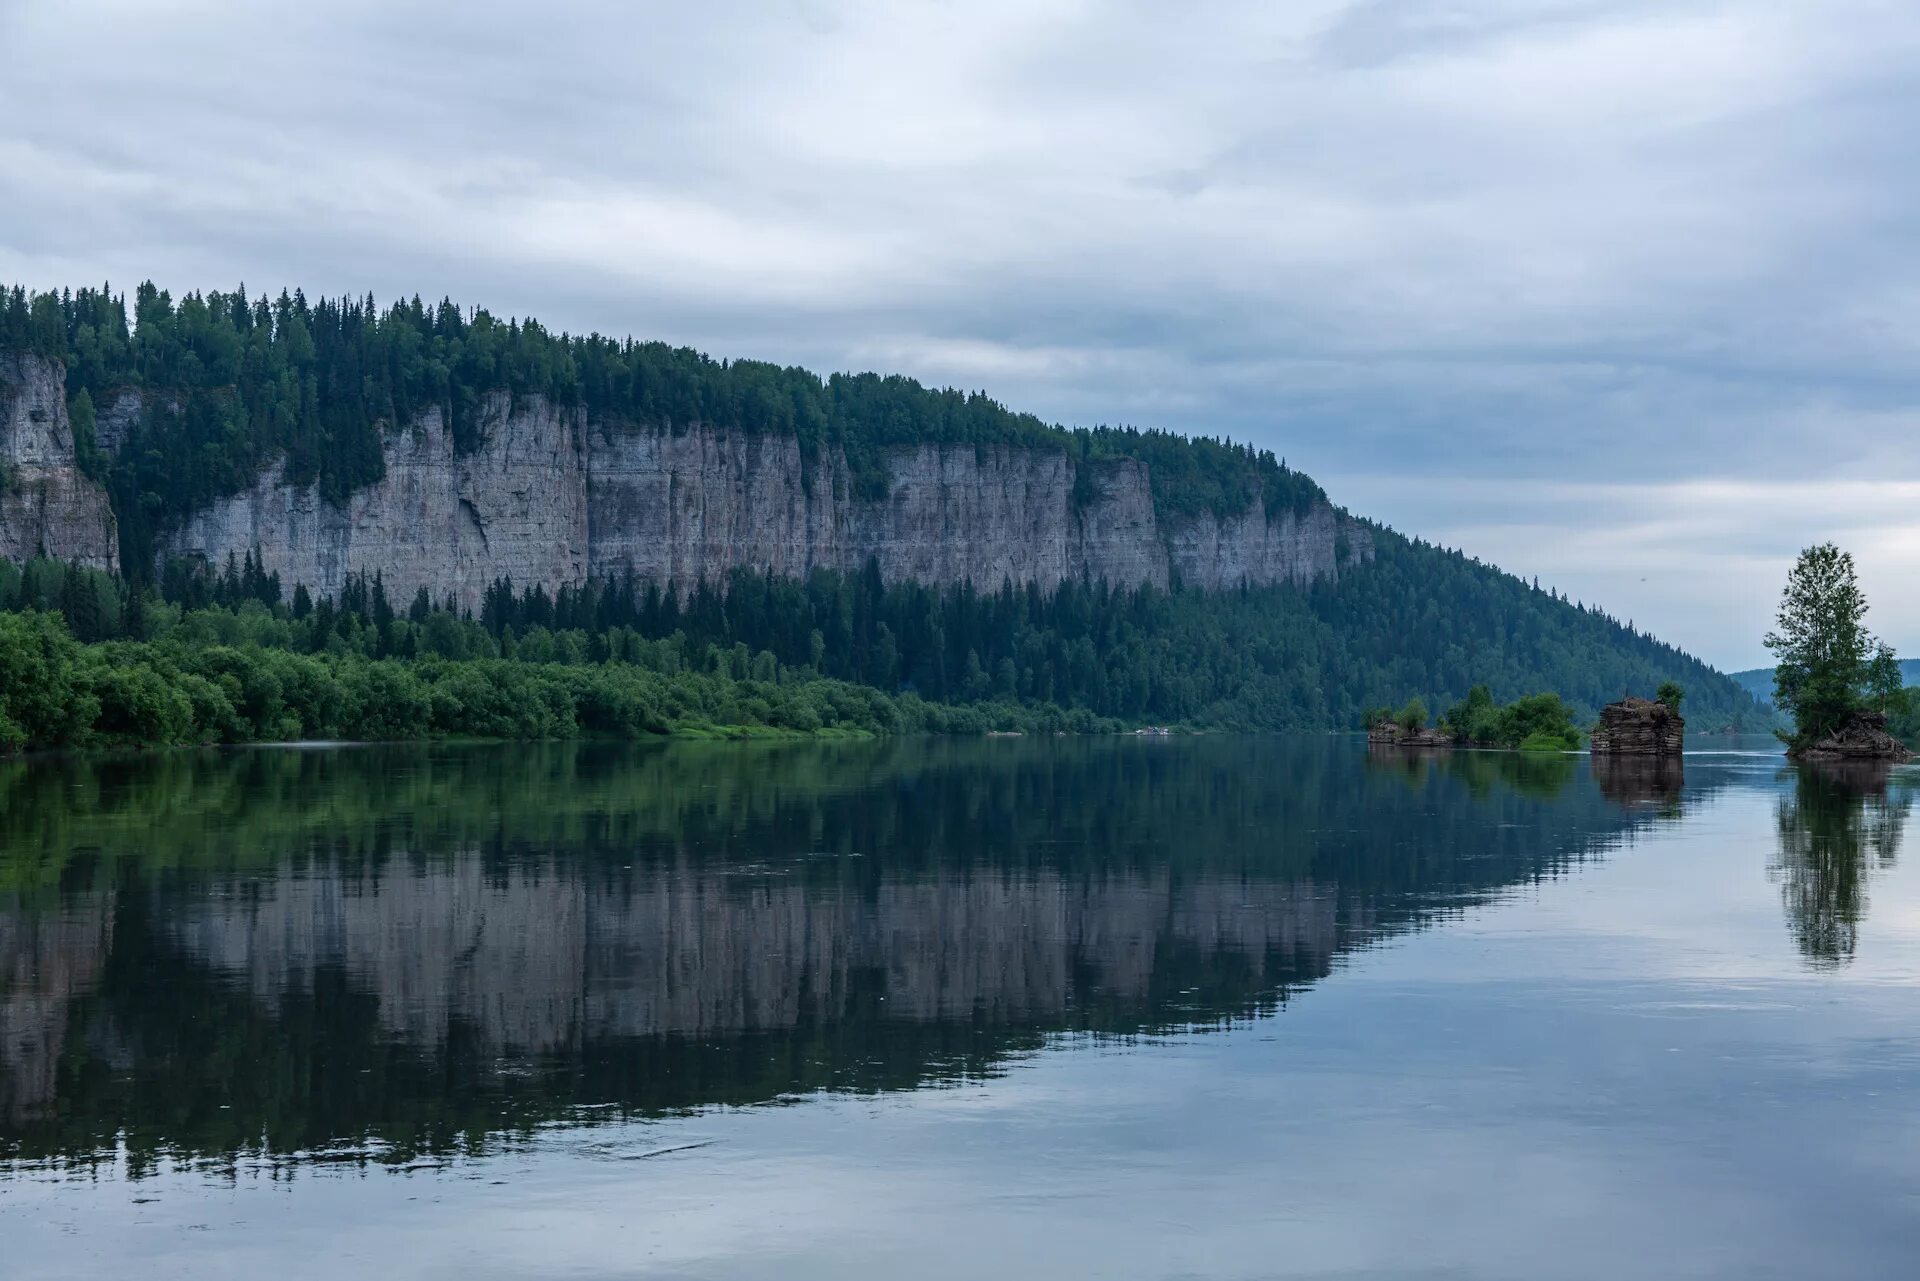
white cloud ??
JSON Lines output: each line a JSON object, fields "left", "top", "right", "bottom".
{"left": 2, "top": 0, "right": 1918, "bottom": 661}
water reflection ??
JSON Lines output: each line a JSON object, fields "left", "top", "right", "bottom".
{"left": 1592, "top": 754, "right": 1685, "bottom": 814}
{"left": 1, "top": 739, "right": 1714, "bottom": 1175}
{"left": 1366, "top": 742, "right": 1581, "bottom": 801}
{"left": 1772, "top": 764, "right": 1914, "bottom": 969}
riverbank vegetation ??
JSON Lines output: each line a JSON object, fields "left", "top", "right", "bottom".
{"left": 0, "top": 604, "right": 1129, "bottom": 751}
{"left": 1366, "top": 685, "right": 1584, "bottom": 751}
{"left": 3, "top": 539, "right": 1768, "bottom": 751}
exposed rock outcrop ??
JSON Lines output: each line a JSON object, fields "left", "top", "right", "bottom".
{"left": 1792, "top": 711, "right": 1913, "bottom": 763}
{"left": 157, "top": 391, "right": 1371, "bottom": 608}
{"left": 0, "top": 355, "right": 118, "bottom": 572}
{"left": 93, "top": 387, "right": 166, "bottom": 458}
{"left": 1368, "top": 720, "right": 1452, "bottom": 748}
{"left": 1590, "top": 697, "right": 1685, "bottom": 756}
{"left": 0, "top": 350, "right": 1371, "bottom": 606}
{"left": 169, "top": 395, "right": 590, "bottom": 610}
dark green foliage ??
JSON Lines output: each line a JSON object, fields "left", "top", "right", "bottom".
{"left": 1867, "top": 644, "right": 1901, "bottom": 713}
{"left": 1865, "top": 644, "right": 1919, "bottom": 748}
{"left": 1765, "top": 543, "right": 1889, "bottom": 749}
{"left": 1888, "top": 688, "right": 1920, "bottom": 747}
{"left": 0, "top": 611, "right": 98, "bottom": 750}
{"left": 1440, "top": 685, "right": 1496, "bottom": 740}
{"left": 3, "top": 282, "right": 1320, "bottom": 573}
{"left": 67, "top": 386, "right": 102, "bottom": 478}
{"left": 464, "top": 539, "right": 1761, "bottom": 732}
{"left": 1438, "top": 685, "right": 1580, "bottom": 750}
{"left": 1, "top": 566, "right": 1139, "bottom": 751}
{"left": 1656, "top": 680, "right": 1685, "bottom": 713}
{"left": 2, "top": 537, "right": 1767, "bottom": 749}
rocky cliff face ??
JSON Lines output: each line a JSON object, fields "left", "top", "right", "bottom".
{"left": 164, "top": 395, "right": 1372, "bottom": 607}
{"left": 1, "top": 353, "right": 1370, "bottom": 603}
{"left": 168, "top": 394, "right": 591, "bottom": 609}
{"left": 0, "top": 356, "right": 118, "bottom": 572}
{"left": 581, "top": 430, "right": 1210, "bottom": 595}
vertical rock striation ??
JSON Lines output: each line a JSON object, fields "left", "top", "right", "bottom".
{"left": 165, "top": 399, "right": 1373, "bottom": 607}
{"left": 1, "top": 357, "right": 1371, "bottom": 605}
{"left": 0, "top": 355, "right": 118, "bottom": 572}
{"left": 169, "top": 395, "right": 590, "bottom": 608}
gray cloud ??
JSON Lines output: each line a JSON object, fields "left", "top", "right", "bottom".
{"left": 3, "top": 0, "right": 1918, "bottom": 662}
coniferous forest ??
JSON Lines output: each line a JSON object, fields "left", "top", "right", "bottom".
{"left": 2, "top": 284, "right": 1321, "bottom": 571}
{"left": 0, "top": 283, "right": 1767, "bottom": 749}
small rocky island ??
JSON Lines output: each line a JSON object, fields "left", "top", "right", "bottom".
{"left": 1764, "top": 544, "right": 1915, "bottom": 765}
{"left": 1790, "top": 711, "right": 1913, "bottom": 763}
{"left": 1589, "top": 696, "right": 1685, "bottom": 757}
{"left": 1368, "top": 719, "right": 1452, "bottom": 748}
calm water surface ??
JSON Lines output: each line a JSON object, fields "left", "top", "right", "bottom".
{"left": 2, "top": 736, "right": 1917, "bottom": 1279}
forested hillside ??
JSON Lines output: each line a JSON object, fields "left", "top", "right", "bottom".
{"left": 2, "top": 283, "right": 1322, "bottom": 572}
{"left": 1729, "top": 660, "right": 1920, "bottom": 708}
{"left": 1, "top": 281, "right": 1767, "bottom": 742}
{"left": 4, "top": 534, "right": 1765, "bottom": 746}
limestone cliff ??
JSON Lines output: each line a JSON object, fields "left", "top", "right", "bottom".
{"left": 160, "top": 392, "right": 1370, "bottom": 607}
{"left": 166, "top": 394, "right": 591, "bottom": 610}
{"left": 0, "top": 355, "right": 118, "bottom": 572}
{"left": 0, "top": 352, "right": 1369, "bottom": 604}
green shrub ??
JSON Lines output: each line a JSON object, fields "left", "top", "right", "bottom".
{"left": 1517, "top": 729, "right": 1578, "bottom": 753}
{"left": 0, "top": 610, "right": 97, "bottom": 749}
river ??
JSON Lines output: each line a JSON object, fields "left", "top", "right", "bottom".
{"left": 2, "top": 736, "right": 1916, "bottom": 1278}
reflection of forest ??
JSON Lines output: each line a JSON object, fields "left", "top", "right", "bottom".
{"left": 1, "top": 738, "right": 1708, "bottom": 1171}
{"left": 1772, "top": 765, "right": 1913, "bottom": 969}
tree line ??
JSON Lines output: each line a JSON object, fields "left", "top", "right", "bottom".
{"left": 3, "top": 282, "right": 1324, "bottom": 573}
{"left": 0, "top": 600, "right": 1129, "bottom": 753}
{"left": 3, "top": 524, "right": 1768, "bottom": 751}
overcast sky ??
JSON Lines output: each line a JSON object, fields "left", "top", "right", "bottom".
{"left": 3, "top": 0, "right": 1916, "bottom": 669}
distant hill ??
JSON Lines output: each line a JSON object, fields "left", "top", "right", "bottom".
{"left": 1727, "top": 659, "right": 1920, "bottom": 708}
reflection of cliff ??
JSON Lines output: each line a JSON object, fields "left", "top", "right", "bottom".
{"left": 171, "top": 867, "right": 589, "bottom": 1054}
{"left": 0, "top": 737, "right": 1683, "bottom": 1172}
{"left": 168, "top": 863, "right": 1341, "bottom": 1054}
{"left": 1772, "top": 767, "right": 1912, "bottom": 969}
{"left": 0, "top": 894, "right": 114, "bottom": 1123}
